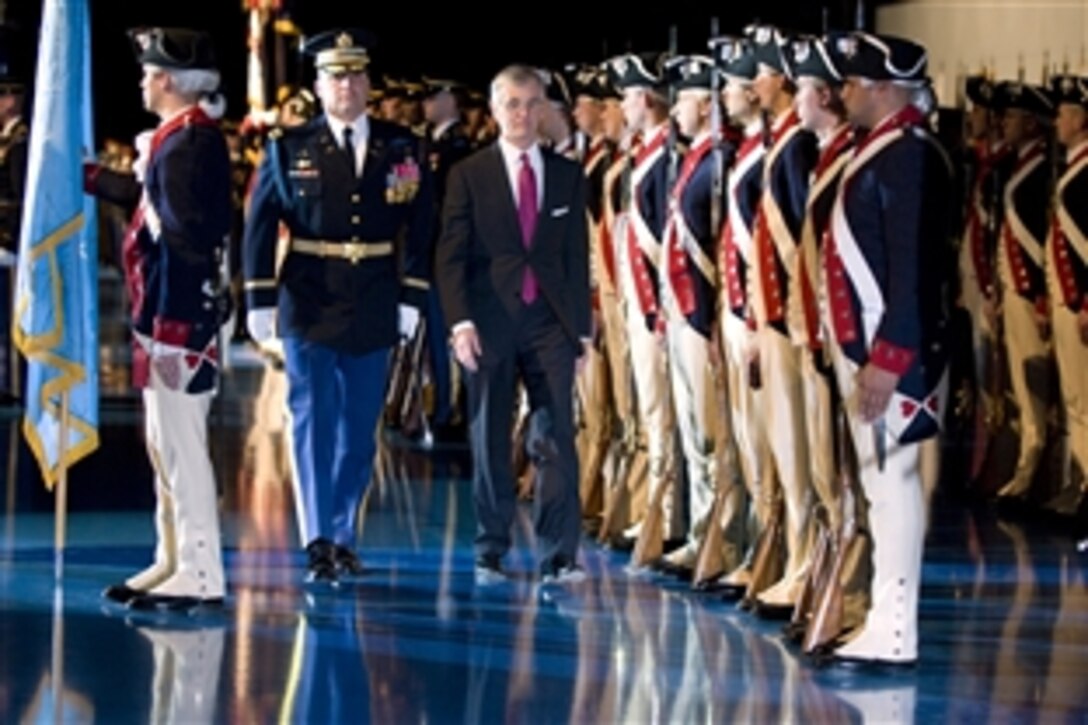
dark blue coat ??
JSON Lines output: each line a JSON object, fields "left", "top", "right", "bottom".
{"left": 243, "top": 115, "right": 434, "bottom": 355}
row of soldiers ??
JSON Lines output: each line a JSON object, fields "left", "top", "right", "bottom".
{"left": 466, "top": 25, "right": 1086, "bottom": 669}
{"left": 242, "top": 23, "right": 1087, "bottom": 667}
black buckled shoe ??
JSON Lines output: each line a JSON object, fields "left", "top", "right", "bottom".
{"left": 127, "top": 593, "right": 225, "bottom": 612}
{"left": 103, "top": 583, "right": 143, "bottom": 605}
{"left": 334, "top": 545, "right": 365, "bottom": 577}
{"left": 305, "top": 538, "right": 340, "bottom": 586}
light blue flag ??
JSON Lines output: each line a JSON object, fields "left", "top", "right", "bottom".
{"left": 13, "top": 0, "right": 99, "bottom": 489}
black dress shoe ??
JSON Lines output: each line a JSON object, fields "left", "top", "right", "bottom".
{"left": 652, "top": 558, "right": 694, "bottom": 581}
{"left": 754, "top": 601, "right": 795, "bottom": 621}
{"left": 719, "top": 582, "right": 748, "bottom": 603}
{"left": 305, "top": 538, "right": 339, "bottom": 585}
{"left": 605, "top": 534, "right": 636, "bottom": 552}
{"left": 127, "top": 593, "right": 225, "bottom": 612}
{"left": 781, "top": 620, "right": 807, "bottom": 644}
{"left": 103, "top": 583, "right": 143, "bottom": 604}
{"left": 474, "top": 554, "right": 507, "bottom": 585}
{"left": 334, "top": 545, "right": 365, "bottom": 577}
{"left": 821, "top": 653, "right": 917, "bottom": 673}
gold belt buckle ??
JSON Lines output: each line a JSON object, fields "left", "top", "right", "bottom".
{"left": 345, "top": 243, "right": 366, "bottom": 264}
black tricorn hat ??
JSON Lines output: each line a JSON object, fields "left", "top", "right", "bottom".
{"left": 831, "top": 31, "right": 927, "bottom": 84}
{"left": 538, "top": 67, "right": 573, "bottom": 106}
{"left": 128, "top": 27, "right": 217, "bottom": 71}
{"left": 1050, "top": 74, "right": 1088, "bottom": 109}
{"left": 745, "top": 24, "right": 790, "bottom": 76}
{"left": 709, "top": 36, "right": 757, "bottom": 82}
{"left": 965, "top": 75, "right": 999, "bottom": 109}
{"left": 995, "top": 80, "right": 1054, "bottom": 117}
{"left": 662, "top": 55, "right": 716, "bottom": 91}
{"left": 604, "top": 52, "right": 666, "bottom": 93}
{"left": 787, "top": 35, "right": 845, "bottom": 85}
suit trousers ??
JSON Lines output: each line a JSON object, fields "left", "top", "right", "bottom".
{"left": 466, "top": 300, "right": 580, "bottom": 565}
{"left": 283, "top": 336, "right": 388, "bottom": 547}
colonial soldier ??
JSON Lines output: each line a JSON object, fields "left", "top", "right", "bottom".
{"left": 958, "top": 75, "right": 1013, "bottom": 485}
{"left": 243, "top": 29, "right": 433, "bottom": 584}
{"left": 822, "top": 31, "right": 952, "bottom": 667}
{"left": 595, "top": 68, "right": 644, "bottom": 542}
{"left": 1046, "top": 75, "right": 1088, "bottom": 517}
{"left": 538, "top": 68, "right": 578, "bottom": 158}
{"left": 567, "top": 63, "right": 618, "bottom": 526}
{"left": 421, "top": 76, "right": 473, "bottom": 442}
{"left": 709, "top": 35, "right": 771, "bottom": 596}
{"left": 783, "top": 34, "right": 862, "bottom": 644}
{"left": 608, "top": 52, "right": 682, "bottom": 560}
{"left": 656, "top": 54, "right": 721, "bottom": 575}
{"left": 746, "top": 23, "right": 819, "bottom": 617}
{"left": 89, "top": 27, "right": 233, "bottom": 610}
{"left": 0, "top": 25, "right": 27, "bottom": 404}
{"left": 992, "top": 80, "right": 1055, "bottom": 502}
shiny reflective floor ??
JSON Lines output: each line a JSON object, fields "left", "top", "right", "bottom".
{"left": 2, "top": 337, "right": 1088, "bottom": 722}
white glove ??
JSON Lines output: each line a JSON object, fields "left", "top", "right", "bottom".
{"left": 398, "top": 304, "right": 421, "bottom": 339}
{"left": 247, "top": 308, "right": 277, "bottom": 343}
{"left": 132, "top": 129, "right": 154, "bottom": 183}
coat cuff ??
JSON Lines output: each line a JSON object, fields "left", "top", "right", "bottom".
{"left": 869, "top": 338, "right": 915, "bottom": 376}
{"left": 399, "top": 277, "right": 429, "bottom": 309}
{"left": 244, "top": 278, "right": 278, "bottom": 310}
{"left": 153, "top": 316, "right": 192, "bottom": 347}
{"left": 82, "top": 162, "right": 101, "bottom": 194}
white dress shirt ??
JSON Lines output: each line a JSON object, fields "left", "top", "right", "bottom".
{"left": 325, "top": 113, "right": 370, "bottom": 177}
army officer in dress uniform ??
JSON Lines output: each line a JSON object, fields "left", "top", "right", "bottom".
{"left": 243, "top": 28, "right": 433, "bottom": 585}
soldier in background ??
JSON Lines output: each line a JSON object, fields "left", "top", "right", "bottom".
{"left": 421, "top": 77, "right": 473, "bottom": 443}
{"left": 709, "top": 35, "right": 770, "bottom": 597}
{"left": 745, "top": 23, "right": 819, "bottom": 618}
{"left": 0, "top": 24, "right": 27, "bottom": 405}
{"left": 957, "top": 75, "right": 1013, "bottom": 490}
{"left": 1045, "top": 75, "right": 1088, "bottom": 519}
{"left": 655, "top": 54, "right": 721, "bottom": 576}
{"left": 566, "top": 63, "right": 617, "bottom": 529}
{"left": 992, "top": 80, "right": 1055, "bottom": 503}
{"left": 608, "top": 52, "right": 683, "bottom": 558}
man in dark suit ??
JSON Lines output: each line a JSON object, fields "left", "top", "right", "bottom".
{"left": 243, "top": 28, "right": 433, "bottom": 585}
{"left": 436, "top": 64, "right": 590, "bottom": 584}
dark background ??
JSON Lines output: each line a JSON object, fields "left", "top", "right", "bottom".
{"left": 2, "top": 0, "right": 884, "bottom": 147}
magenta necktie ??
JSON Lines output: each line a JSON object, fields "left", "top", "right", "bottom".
{"left": 517, "top": 152, "right": 539, "bottom": 304}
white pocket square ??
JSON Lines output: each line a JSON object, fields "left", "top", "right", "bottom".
{"left": 550, "top": 206, "right": 570, "bottom": 218}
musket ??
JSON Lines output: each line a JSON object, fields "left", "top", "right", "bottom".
{"left": 709, "top": 16, "right": 724, "bottom": 240}
{"left": 382, "top": 336, "right": 412, "bottom": 428}
{"left": 740, "top": 494, "right": 784, "bottom": 609}
{"left": 397, "top": 316, "right": 429, "bottom": 439}
{"left": 803, "top": 405, "right": 857, "bottom": 654}
{"left": 629, "top": 463, "right": 669, "bottom": 569}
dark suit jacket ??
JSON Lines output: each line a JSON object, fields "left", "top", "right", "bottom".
{"left": 436, "top": 143, "right": 590, "bottom": 362}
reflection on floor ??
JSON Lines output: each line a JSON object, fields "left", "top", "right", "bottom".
{"left": 2, "top": 359, "right": 1087, "bottom": 723}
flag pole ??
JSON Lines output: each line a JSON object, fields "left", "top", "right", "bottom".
{"left": 53, "top": 390, "right": 70, "bottom": 582}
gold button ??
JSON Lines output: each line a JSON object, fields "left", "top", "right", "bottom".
{"left": 352, "top": 215, "right": 361, "bottom": 223}
{"left": 352, "top": 194, "right": 361, "bottom": 202}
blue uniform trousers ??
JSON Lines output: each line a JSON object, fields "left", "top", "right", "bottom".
{"left": 283, "top": 336, "right": 388, "bottom": 547}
